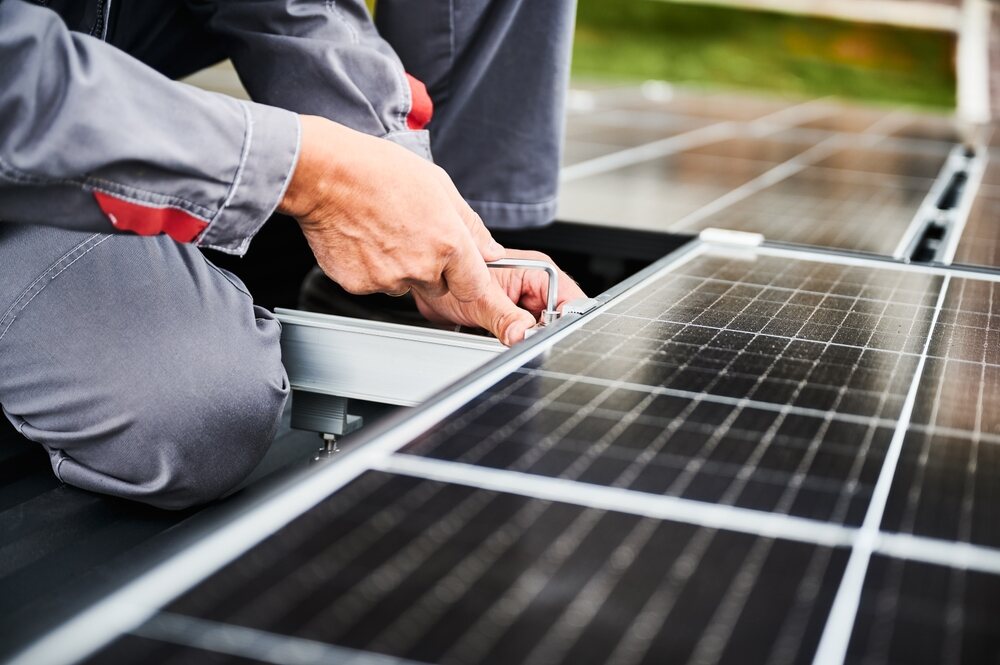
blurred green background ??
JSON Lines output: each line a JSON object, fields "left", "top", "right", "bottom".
{"left": 368, "top": 0, "right": 957, "bottom": 109}
{"left": 574, "top": 1, "right": 956, "bottom": 108}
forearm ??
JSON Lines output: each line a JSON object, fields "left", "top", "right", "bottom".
{"left": 0, "top": 0, "right": 299, "bottom": 254}
{"left": 185, "top": 0, "right": 433, "bottom": 159}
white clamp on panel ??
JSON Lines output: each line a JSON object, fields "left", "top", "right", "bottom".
{"left": 563, "top": 297, "right": 600, "bottom": 316}
{"left": 698, "top": 228, "right": 765, "bottom": 247}
{"left": 487, "top": 258, "right": 561, "bottom": 326}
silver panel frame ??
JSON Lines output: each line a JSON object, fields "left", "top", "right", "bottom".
{"left": 276, "top": 310, "right": 505, "bottom": 407}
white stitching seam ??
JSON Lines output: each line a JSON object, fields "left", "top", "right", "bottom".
{"left": 0, "top": 235, "right": 112, "bottom": 344}
{"left": 197, "top": 109, "right": 303, "bottom": 254}
{"left": 198, "top": 102, "right": 254, "bottom": 246}
{"left": 0, "top": 234, "right": 104, "bottom": 332}
{"left": 325, "top": 0, "right": 359, "bottom": 43}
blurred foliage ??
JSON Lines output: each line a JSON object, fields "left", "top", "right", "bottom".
{"left": 368, "top": 0, "right": 955, "bottom": 108}
{"left": 573, "top": 1, "right": 956, "bottom": 108}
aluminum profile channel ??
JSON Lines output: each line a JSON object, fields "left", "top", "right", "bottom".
{"left": 275, "top": 309, "right": 505, "bottom": 409}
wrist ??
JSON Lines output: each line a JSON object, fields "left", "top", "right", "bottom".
{"left": 278, "top": 115, "right": 333, "bottom": 220}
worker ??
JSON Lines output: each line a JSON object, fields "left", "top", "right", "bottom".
{"left": 0, "top": 0, "right": 583, "bottom": 509}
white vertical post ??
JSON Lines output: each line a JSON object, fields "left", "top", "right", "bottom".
{"left": 957, "top": 0, "right": 993, "bottom": 124}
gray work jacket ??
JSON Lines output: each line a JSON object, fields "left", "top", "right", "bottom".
{"left": 0, "top": 0, "right": 432, "bottom": 255}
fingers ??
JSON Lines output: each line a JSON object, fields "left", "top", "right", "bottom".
{"left": 556, "top": 270, "right": 587, "bottom": 308}
{"left": 473, "top": 281, "right": 538, "bottom": 346}
{"left": 440, "top": 232, "right": 494, "bottom": 304}
{"left": 493, "top": 249, "right": 587, "bottom": 315}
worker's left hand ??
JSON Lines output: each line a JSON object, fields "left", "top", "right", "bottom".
{"left": 412, "top": 249, "right": 586, "bottom": 346}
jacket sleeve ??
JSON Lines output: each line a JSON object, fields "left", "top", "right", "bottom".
{"left": 184, "top": 0, "right": 434, "bottom": 160}
{"left": 0, "top": 0, "right": 300, "bottom": 255}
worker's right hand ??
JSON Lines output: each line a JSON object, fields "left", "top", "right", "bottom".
{"left": 278, "top": 115, "right": 505, "bottom": 311}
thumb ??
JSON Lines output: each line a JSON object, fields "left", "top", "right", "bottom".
{"left": 476, "top": 281, "right": 537, "bottom": 346}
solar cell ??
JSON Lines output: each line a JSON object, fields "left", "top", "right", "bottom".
{"left": 613, "top": 91, "right": 792, "bottom": 121}
{"left": 810, "top": 144, "right": 948, "bottom": 181}
{"left": 888, "top": 117, "right": 962, "bottom": 144}
{"left": 564, "top": 111, "right": 711, "bottom": 148}
{"left": 682, "top": 136, "right": 816, "bottom": 164}
{"left": 978, "top": 155, "right": 1000, "bottom": 189}
{"left": 83, "top": 472, "right": 850, "bottom": 665}
{"left": 954, "top": 189, "right": 1000, "bottom": 269}
{"left": 676, "top": 168, "right": 929, "bottom": 255}
{"left": 793, "top": 109, "right": 890, "bottom": 134}
{"left": 558, "top": 151, "right": 775, "bottom": 227}
{"left": 846, "top": 556, "right": 1000, "bottom": 664}
{"left": 881, "top": 277, "right": 1000, "bottom": 549}
{"left": 404, "top": 252, "right": 939, "bottom": 526}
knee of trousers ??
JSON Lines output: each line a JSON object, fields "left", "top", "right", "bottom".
{"left": 43, "top": 334, "right": 290, "bottom": 510}
{"left": 0, "top": 233, "right": 290, "bottom": 510}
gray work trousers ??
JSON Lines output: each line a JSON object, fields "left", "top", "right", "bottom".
{"left": 0, "top": 0, "right": 576, "bottom": 509}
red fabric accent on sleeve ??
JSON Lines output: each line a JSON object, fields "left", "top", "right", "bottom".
{"left": 92, "top": 191, "right": 208, "bottom": 243}
{"left": 405, "top": 73, "right": 434, "bottom": 131}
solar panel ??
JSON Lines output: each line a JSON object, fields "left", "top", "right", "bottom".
{"left": 560, "top": 111, "right": 951, "bottom": 257}
{"left": 683, "top": 136, "right": 817, "bottom": 164}
{"left": 88, "top": 472, "right": 847, "bottom": 665}
{"left": 793, "top": 109, "right": 890, "bottom": 134}
{"left": 403, "top": 252, "right": 939, "bottom": 526}
{"left": 679, "top": 167, "right": 931, "bottom": 254}
{"left": 809, "top": 143, "right": 948, "bottom": 181}
{"left": 881, "top": 276, "right": 1000, "bottom": 549}
{"left": 888, "top": 117, "right": 962, "bottom": 145}
{"left": 564, "top": 111, "right": 712, "bottom": 149}
{"left": 979, "top": 155, "right": 1000, "bottom": 189}
{"left": 953, "top": 195, "right": 1000, "bottom": 268}
{"left": 559, "top": 150, "right": 776, "bottom": 228}
{"left": 847, "top": 556, "right": 1000, "bottom": 664}
{"left": 613, "top": 91, "right": 792, "bottom": 121}
{"left": 26, "top": 240, "right": 1000, "bottom": 665}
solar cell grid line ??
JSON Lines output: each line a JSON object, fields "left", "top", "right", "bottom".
{"left": 559, "top": 107, "right": 931, "bottom": 242}
{"left": 90, "top": 472, "right": 851, "bottom": 665}
{"left": 681, "top": 167, "right": 934, "bottom": 254}
{"left": 845, "top": 556, "right": 1000, "bottom": 664}
{"left": 379, "top": 454, "right": 856, "bottom": 548}
{"left": 793, "top": 107, "right": 897, "bottom": 135}
{"left": 560, "top": 96, "right": 834, "bottom": 183}
{"left": 128, "top": 612, "right": 427, "bottom": 665}
{"left": 810, "top": 270, "right": 952, "bottom": 665}
{"left": 669, "top": 128, "right": 954, "bottom": 243}
{"left": 366, "top": 464, "right": 843, "bottom": 663}
{"left": 664, "top": 132, "right": 846, "bottom": 234}
{"left": 523, "top": 368, "right": 901, "bottom": 429}
{"left": 402, "top": 252, "right": 943, "bottom": 529}
{"left": 621, "top": 262, "right": 878, "bottom": 517}
{"left": 888, "top": 116, "right": 962, "bottom": 144}
{"left": 880, "top": 276, "right": 1000, "bottom": 551}
{"left": 435, "top": 255, "right": 803, "bottom": 472}
{"left": 952, "top": 192, "right": 1000, "bottom": 267}
{"left": 186, "top": 472, "right": 494, "bottom": 632}
{"left": 671, "top": 113, "right": 924, "bottom": 240}
{"left": 642, "top": 113, "right": 920, "bottom": 243}
{"left": 946, "top": 149, "right": 996, "bottom": 269}
{"left": 874, "top": 531, "right": 1000, "bottom": 576}
{"left": 809, "top": 142, "right": 950, "bottom": 181}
